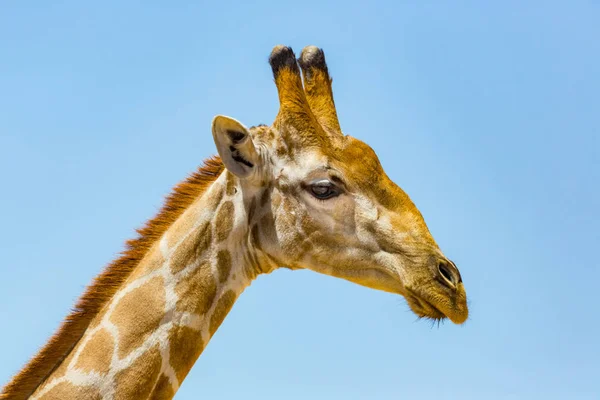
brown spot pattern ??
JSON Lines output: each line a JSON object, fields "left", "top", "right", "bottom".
{"left": 276, "top": 146, "right": 287, "bottom": 157}
{"left": 150, "top": 374, "right": 174, "bottom": 400}
{"left": 216, "top": 250, "right": 232, "bottom": 284}
{"left": 166, "top": 213, "right": 196, "bottom": 250}
{"left": 225, "top": 172, "right": 236, "bottom": 196}
{"left": 169, "top": 326, "right": 205, "bottom": 382}
{"left": 247, "top": 198, "right": 257, "bottom": 223}
{"left": 299, "top": 237, "right": 314, "bottom": 255}
{"left": 175, "top": 262, "right": 217, "bottom": 315}
{"left": 251, "top": 224, "right": 262, "bottom": 251}
{"left": 74, "top": 328, "right": 114, "bottom": 374}
{"left": 300, "top": 213, "right": 319, "bottom": 236}
{"left": 130, "top": 249, "right": 165, "bottom": 280}
{"left": 113, "top": 345, "right": 162, "bottom": 400}
{"left": 205, "top": 180, "right": 226, "bottom": 206}
{"left": 209, "top": 290, "right": 237, "bottom": 337}
{"left": 260, "top": 214, "right": 277, "bottom": 245}
{"left": 1, "top": 157, "right": 225, "bottom": 400}
{"left": 271, "top": 191, "right": 282, "bottom": 208}
{"left": 111, "top": 277, "right": 166, "bottom": 358}
{"left": 282, "top": 197, "right": 294, "bottom": 214}
{"left": 170, "top": 221, "right": 211, "bottom": 274}
{"left": 164, "top": 185, "right": 220, "bottom": 250}
{"left": 48, "top": 346, "right": 76, "bottom": 380}
{"left": 38, "top": 382, "right": 102, "bottom": 400}
{"left": 260, "top": 189, "right": 270, "bottom": 207}
{"left": 214, "top": 201, "right": 234, "bottom": 242}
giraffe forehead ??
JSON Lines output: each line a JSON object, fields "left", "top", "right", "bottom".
{"left": 273, "top": 136, "right": 385, "bottom": 190}
{"left": 270, "top": 135, "right": 381, "bottom": 178}
{"left": 255, "top": 127, "right": 417, "bottom": 214}
{"left": 331, "top": 137, "right": 420, "bottom": 213}
{"left": 331, "top": 137, "right": 383, "bottom": 180}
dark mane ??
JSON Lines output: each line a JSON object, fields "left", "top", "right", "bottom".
{"left": 1, "top": 156, "right": 224, "bottom": 400}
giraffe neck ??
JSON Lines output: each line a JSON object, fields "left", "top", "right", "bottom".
{"left": 31, "top": 171, "right": 269, "bottom": 400}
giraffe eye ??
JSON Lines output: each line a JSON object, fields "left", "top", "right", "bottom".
{"left": 308, "top": 180, "right": 341, "bottom": 200}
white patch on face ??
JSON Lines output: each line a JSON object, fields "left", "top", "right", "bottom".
{"left": 373, "top": 251, "right": 403, "bottom": 278}
{"left": 273, "top": 149, "right": 328, "bottom": 185}
{"left": 354, "top": 194, "right": 377, "bottom": 220}
{"left": 354, "top": 194, "right": 380, "bottom": 251}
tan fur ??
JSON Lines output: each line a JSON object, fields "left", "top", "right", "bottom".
{"left": 151, "top": 375, "right": 175, "bottom": 400}
{"left": 174, "top": 261, "right": 216, "bottom": 315}
{"left": 273, "top": 68, "right": 331, "bottom": 151}
{"left": 37, "top": 382, "right": 102, "bottom": 400}
{"left": 168, "top": 327, "right": 204, "bottom": 382}
{"left": 216, "top": 250, "right": 232, "bottom": 284}
{"left": 209, "top": 290, "right": 237, "bottom": 336}
{"left": 110, "top": 277, "right": 166, "bottom": 358}
{"left": 169, "top": 221, "right": 211, "bottom": 274}
{"left": 299, "top": 49, "right": 341, "bottom": 136}
{"left": 112, "top": 345, "right": 162, "bottom": 399}
{"left": 225, "top": 172, "right": 237, "bottom": 196}
{"left": 214, "top": 201, "right": 234, "bottom": 242}
{"left": 73, "top": 329, "right": 114, "bottom": 374}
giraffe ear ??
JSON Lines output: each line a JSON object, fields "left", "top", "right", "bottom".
{"left": 212, "top": 115, "right": 259, "bottom": 179}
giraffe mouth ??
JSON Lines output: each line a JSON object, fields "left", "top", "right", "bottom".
{"left": 405, "top": 291, "right": 446, "bottom": 322}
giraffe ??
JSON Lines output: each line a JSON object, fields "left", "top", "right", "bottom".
{"left": 2, "top": 45, "right": 468, "bottom": 400}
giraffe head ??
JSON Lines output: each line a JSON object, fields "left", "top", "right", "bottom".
{"left": 212, "top": 45, "right": 468, "bottom": 324}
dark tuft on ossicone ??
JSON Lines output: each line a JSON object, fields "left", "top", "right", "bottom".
{"left": 269, "top": 45, "right": 300, "bottom": 77}
{"left": 298, "top": 45, "right": 329, "bottom": 75}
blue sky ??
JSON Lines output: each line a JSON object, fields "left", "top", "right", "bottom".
{"left": 1, "top": 1, "right": 598, "bottom": 399}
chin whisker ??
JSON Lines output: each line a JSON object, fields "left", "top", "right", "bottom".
{"left": 397, "top": 293, "right": 447, "bottom": 327}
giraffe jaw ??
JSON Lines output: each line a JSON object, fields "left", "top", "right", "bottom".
{"left": 404, "top": 285, "right": 469, "bottom": 324}
{"left": 405, "top": 292, "right": 447, "bottom": 322}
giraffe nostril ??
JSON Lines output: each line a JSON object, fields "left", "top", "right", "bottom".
{"left": 437, "top": 260, "right": 459, "bottom": 288}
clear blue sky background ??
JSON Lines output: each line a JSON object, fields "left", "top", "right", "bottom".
{"left": 1, "top": 2, "right": 598, "bottom": 399}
